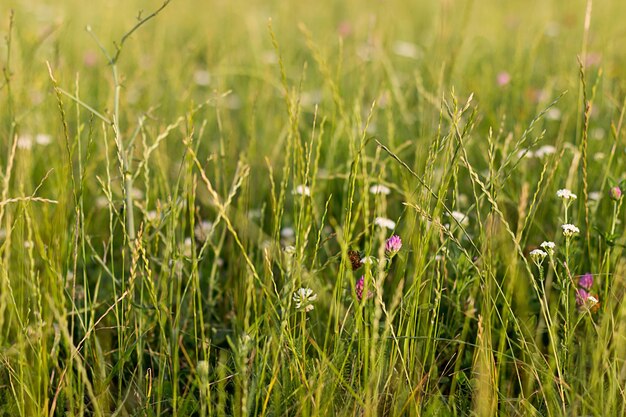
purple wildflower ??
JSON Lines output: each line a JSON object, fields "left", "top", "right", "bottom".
{"left": 497, "top": 71, "right": 511, "bottom": 87}
{"left": 576, "top": 288, "right": 600, "bottom": 312}
{"left": 355, "top": 276, "right": 373, "bottom": 301}
{"left": 579, "top": 273, "right": 593, "bottom": 290}
{"left": 385, "top": 235, "right": 402, "bottom": 256}
{"left": 575, "top": 289, "right": 589, "bottom": 307}
{"left": 610, "top": 186, "right": 622, "bottom": 201}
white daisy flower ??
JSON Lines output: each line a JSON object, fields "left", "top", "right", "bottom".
{"left": 561, "top": 224, "right": 580, "bottom": 238}
{"left": 374, "top": 217, "right": 396, "bottom": 230}
{"left": 556, "top": 189, "right": 577, "bottom": 200}
{"left": 293, "top": 287, "right": 317, "bottom": 312}
{"left": 293, "top": 185, "right": 311, "bottom": 197}
{"left": 369, "top": 184, "right": 391, "bottom": 195}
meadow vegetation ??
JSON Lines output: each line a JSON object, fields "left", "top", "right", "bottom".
{"left": 1, "top": 0, "right": 626, "bottom": 415}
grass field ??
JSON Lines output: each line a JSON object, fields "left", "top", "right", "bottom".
{"left": 1, "top": 0, "right": 626, "bottom": 415}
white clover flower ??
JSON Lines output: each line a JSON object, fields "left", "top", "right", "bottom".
{"left": 283, "top": 245, "right": 296, "bottom": 256}
{"left": 301, "top": 90, "right": 323, "bottom": 107}
{"left": 280, "top": 227, "right": 295, "bottom": 239}
{"left": 517, "top": 149, "right": 534, "bottom": 159}
{"left": 369, "top": 184, "right": 391, "bottom": 195}
{"left": 535, "top": 145, "right": 556, "bottom": 158}
{"left": 546, "top": 108, "right": 562, "bottom": 121}
{"left": 450, "top": 211, "right": 469, "bottom": 227}
{"left": 556, "top": 189, "right": 577, "bottom": 200}
{"left": 365, "top": 122, "right": 377, "bottom": 134}
{"left": 171, "top": 259, "right": 184, "bottom": 275}
{"left": 392, "top": 40, "right": 421, "bottom": 59}
{"left": 374, "top": 217, "right": 396, "bottom": 230}
{"left": 261, "top": 50, "right": 278, "bottom": 65}
{"left": 360, "top": 256, "right": 378, "bottom": 266}
{"left": 17, "top": 135, "right": 33, "bottom": 150}
{"left": 238, "top": 333, "right": 253, "bottom": 355}
{"left": 183, "top": 237, "right": 193, "bottom": 257}
{"left": 193, "top": 70, "right": 211, "bottom": 86}
{"left": 545, "top": 22, "right": 560, "bottom": 38}
{"left": 591, "top": 127, "right": 606, "bottom": 140}
{"left": 588, "top": 191, "right": 602, "bottom": 202}
{"left": 293, "top": 287, "right": 317, "bottom": 312}
{"left": 247, "top": 208, "right": 263, "bottom": 220}
{"left": 197, "top": 360, "right": 210, "bottom": 381}
{"left": 561, "top": 224, "right": 580, "bottom": 238}
{"left": 356, "top": 43, "right": 374, "bottom": 62}
{"left": 194, "top": 220, "right": 213, "bottom": 242}
{"left": 95, "top": 196, "right": 109, "bottom": 209}
{"left": 130, "top": 187, "right": 144, "bottom": 200}
{"left": 293, "top": 185, "right": 311, "bottom": 197}
{"left": 529, "top": 249, "right": 547, "bottom": 263}
{"left": 35, "top": 134, "right": 52, "bottom": 146}
{"left": 224, "top": 94, "right": 242, "bottom": 110}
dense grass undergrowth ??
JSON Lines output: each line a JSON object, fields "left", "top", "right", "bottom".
{"left": 2, "top": 0, "right": 626, "bottom": 415}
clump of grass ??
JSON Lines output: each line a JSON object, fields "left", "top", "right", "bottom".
{"left": 1, "top": 0, "right": 626, "bottom": 415}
